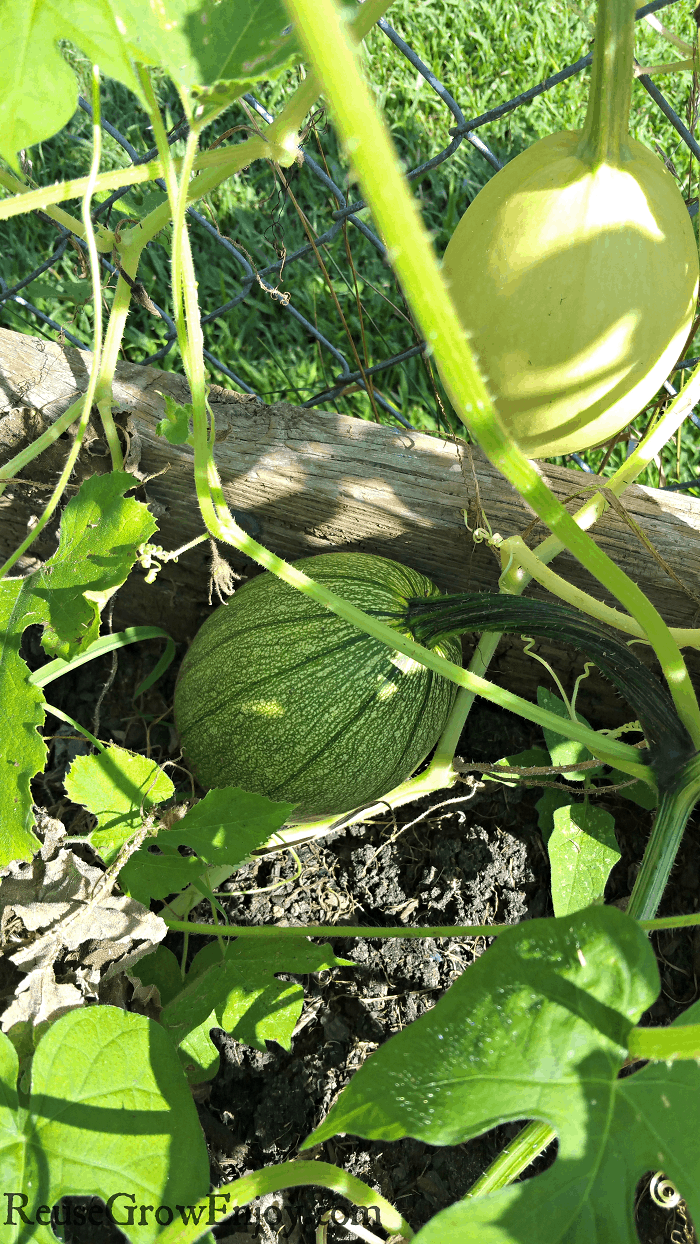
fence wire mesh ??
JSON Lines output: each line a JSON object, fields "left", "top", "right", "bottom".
{"left": 1, "top": 0, "right": 700, "bottom": 485}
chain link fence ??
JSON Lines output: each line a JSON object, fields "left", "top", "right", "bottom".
{"left": 1, "top": 0, "right": 699, "bottom": 483}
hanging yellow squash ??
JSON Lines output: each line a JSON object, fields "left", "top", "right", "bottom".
{"left": 440, "top": 0, "right": 699, "bottom": 459}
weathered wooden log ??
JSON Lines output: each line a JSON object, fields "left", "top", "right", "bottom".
{"left": 2, "top": 325, "right": 700, "bottom": 727}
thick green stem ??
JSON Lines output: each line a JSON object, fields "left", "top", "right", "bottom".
{"left": 466, "top": 1121, "right": 557, "bottom": 1199}
{"left": 628, "top": 1023, "right": 700, "bottom": 1060}
{"left": 500, "top": 535, "right": 700, "bottom": 650}
{"left": 0, "top": 166, "right": 113, "bottom": 247}
{"left": 627, "top": 754, "right": 700, "bottom": 919}
{"left": 643, "top": 912, "right": 700, "bottom": 932}
{"left": 161, "top": 914, "right": 700, "bottom": 938}
{"left": 430, "top": 635, "right": 502, "bottom": 770}
{"left": 91, "top": 243, "right": 146, "bottom": 471}
{"left": 155, "top": 1161, "right": 412, "bottom": 1244}
{"left": 0, "top": 159, "right": 166, "bottom": 222}
{"left": 575, "top": 0, "right": 634, "bottom": 167}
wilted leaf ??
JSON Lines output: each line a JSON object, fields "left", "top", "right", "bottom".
{"left": 1, "top": 966, "right": 84, "bottom": 1034}
{"left": 0, "top": 847, "right": 166, "bottom": 1035}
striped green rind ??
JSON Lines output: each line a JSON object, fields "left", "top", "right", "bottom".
{"left": 174, "top": 553, "right": 461, "bottom": 819}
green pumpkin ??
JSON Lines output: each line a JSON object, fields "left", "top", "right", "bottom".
{"left": 174, "top": 552, "right": 461, "bottom": 820}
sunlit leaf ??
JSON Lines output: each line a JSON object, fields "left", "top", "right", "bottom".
{"left": 548, "top": 802, "right": 620, "bottom": 916}
{"left": 119, "top": 785, "right": 295, "bottom": 904}
{"left": 301, "top": 907, "right": 700, "bottom": 1244}
{"left": 149, "top": 938, "right": 353, "bottom": 1081}
{"left": 0, "top": 580, "right": 45, "bottom": 866}
{"left": 0, "top": 1007, "right": 208, "bottom": 1243}
{"left": 0, "top": 0, "right": 299, "bottom": 164}
{"left": 65, "top": 745, "right": 174, "bottom": 864}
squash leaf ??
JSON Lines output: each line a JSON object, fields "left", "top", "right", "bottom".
{"left": 28, "top": 471, "right": 157, "bottom": 661}
{"left": 119, "top": 786, "right": 296, "bottom": 904}
{"left": 0, "top": 0, "right": 299, "bottom": 165}
{"left": 604, "top": 766, "right": 658, "bottom": 809}
{"left": 156, "top": 396, "right": 194, "bottom": 446}
{"left": 68, "top": 753, "right": 296, "bottom": 903}
{"left": 0, "top": 475, "right": 156, "bottom": 867}
{"left": 537, "top": 687, "right": 604, "bottom": 781}
{"left": 65, "top": 744, "right": 175, "bottom": 864}
{"left": 548, "top": 802, "right": 620, "bottom": 916}
{"left": 0, "top": 580, "right": 46, "bottom": 867}
{"left": 483, "top": 746, "right": 549, "bottom": 788}
{"left": 0, "top": 1006, "right": 209, "bottom": 1243}
{"left": 149, "top": 938, "right": 354, "bottom": 1081}
{"left": 534, "top": 787, "right": 572, "bottom": 843}
{"left": 301, "top": 907, "right": 700, "bottom": 1243}
{"left": 25, "top": 277, "right": 98, "bottom": 308}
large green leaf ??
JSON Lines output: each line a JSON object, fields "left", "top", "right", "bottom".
{"left": 0, "top": 0, "right": 299, "bottom": 164}
{"left": 0, "top": 1, "right": 143, "bottom": 166}
{"left": 67, "top": 757, "right": 296, "bottom": 902}
{"left": 301, "top": 907, "right": 700, "bottom": 1243}
{"left": 0, "top": 1006, "right": 209, "bottom": 1243}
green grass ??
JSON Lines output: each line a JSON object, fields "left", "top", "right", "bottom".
{"left": 1, "top": 1, "right": 699, "bottom": 484}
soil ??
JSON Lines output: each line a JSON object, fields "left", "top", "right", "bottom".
{"left": 22, "top": 627, "right": 700, "bottom": 1244}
